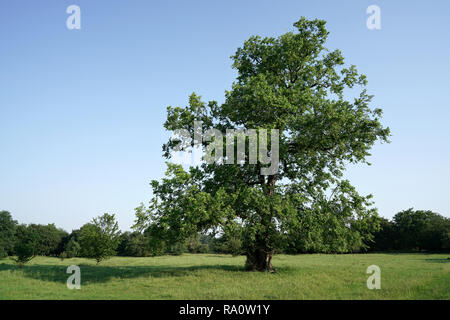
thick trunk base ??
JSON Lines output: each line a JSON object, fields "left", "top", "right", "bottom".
{"left": 245, "top": 250, "right": 276, "bottom": 272}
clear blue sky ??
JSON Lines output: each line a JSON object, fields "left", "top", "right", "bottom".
{"left": 1, "top": 0, "right": 449, "bottom": 232}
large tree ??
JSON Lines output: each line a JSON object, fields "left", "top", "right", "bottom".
{"left": 137, "top": 18, "right": 390, "bottom": 271}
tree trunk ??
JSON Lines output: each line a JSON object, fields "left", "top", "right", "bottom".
{"left": 243, "top": 171, "right": 278, "bottom": 272}
{"left": 245, "top": 248, "right": 276, "bottom": 272}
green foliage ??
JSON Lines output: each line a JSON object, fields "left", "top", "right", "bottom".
{"left": 199, "top": 234, "right": 216, "bottom": 253}
{"left": 79, "top": 213, "right": 121, "bottom": 264}
{"left": 367, "top": 209, "right": 450, "bottom": 252}
{"left": 368, "top": 218, "right": 396, "bottom": 252}
{"left": 139, "top": 17, "right": 390, "bottom": 271}
{"left": 167, "top": 241, "right": 187, "bottom": 256}
{"left": 117, "top": 231, "right": 130, "bottom": 256}
{"left": 442, "top": 232, "right": 450, "bottom": 251}
{"left": 215, "top": 224, "right": 244, "bottom": 256}
{"left": 393, "top": 209, "right": 450, "bottom": 251}
{"left": 65, "top": 237, "right": 81, "bottom": 258}
{"left": 186, "top": 234, "right": 201, "bottom": 253}
{"left": 11, "top": 242, "right": 35, "bottom": 267}
{"left": 117, "top": 231, "right": 152, "bottom": 257}
{"left": 186, "top": 233, "right": 212, "bottom": 254}
{"left": 145, "top": 228, "right": 168, "bottom": 256}
{"left": 0, "top": 247, "right": 6, "bottom": 260}
{"left": 217, "top": 237, "right": 243, "bottom": 256}
{"left": 132, "top": 203, "right": 148, "bottom": 234}
{"left": 11, "top": 224, "right": 39, "bottom": 266}
{"left": 0, "top": 211, "right": 17, "bottom": 258}
{"left": 59, "top": 229, "right": 82, "bottom": 258}
{"left": 26, "top": 224, "right": 68, "bottom": 256}
{"left": 284, "top": 181, "right": 381, "bottom": 254}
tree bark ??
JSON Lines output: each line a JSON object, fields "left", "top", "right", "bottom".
{"left": 244, "top": 164, "right": 278, "bottom": 272}
{"left": 245, "top": 247, "right": 276, "bottom": 272}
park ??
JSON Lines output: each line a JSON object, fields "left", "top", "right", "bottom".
{"left": 0, "top": 253, "right": 449, "bottom": 299}
{"left": 1, "top": 2, "right": 449, "bottom": 305}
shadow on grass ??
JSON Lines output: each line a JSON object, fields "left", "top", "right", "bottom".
{"left": 424, "top": 258, "right": 450, "bottom": 263}
{"left": 0, "top": 263, "right": 246, "bottom": 284}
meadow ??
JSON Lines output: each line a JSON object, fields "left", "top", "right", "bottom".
{"left": 0, "top": 253, "right": 448, "bottom": 300}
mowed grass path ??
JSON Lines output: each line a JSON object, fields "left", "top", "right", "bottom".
{"left": 0, "top": 253, "right": 448, "bottom": 299}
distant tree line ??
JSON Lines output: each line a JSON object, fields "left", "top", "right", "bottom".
{"left": 1, "top": 208, "right": 448, "bottom": 265}
{"left": 368, "top": 209, "right": 450, "bottom": 252}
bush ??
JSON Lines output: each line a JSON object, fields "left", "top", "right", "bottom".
{"left": 167, "top": 242, "right": 186, "bottom": 255}
{"left": 12, "top": 242, "right": 35, "bottom": 267}
{"left": 197, "top": 243, "right": 210, "bottom": 254}
{"left": 226, "top": 237, "right": 243, "bottom": 256}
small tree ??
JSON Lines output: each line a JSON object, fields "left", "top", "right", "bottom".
{"left": 11, "top": 224, "right": 39, "bottom": 267}
{"left": 79, "top": 213, "right": 121, "bottom": 264}
{"left": 11, "top": 242, "right": 35, "bottom": 267}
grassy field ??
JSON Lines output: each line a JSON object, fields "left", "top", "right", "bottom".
{"left": 0, "top": 253, "right": 448, "bottom": 299}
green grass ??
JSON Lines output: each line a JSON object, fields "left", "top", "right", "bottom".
{"left": 0, "top": 253, "right": 448, "bottom": 299}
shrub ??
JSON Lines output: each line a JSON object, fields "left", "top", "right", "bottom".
{"left": 167, "top": 242, "right": 186, "bottom": 255}
{"left": 12, "top": 242, "right": 35, "bottom": 267}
